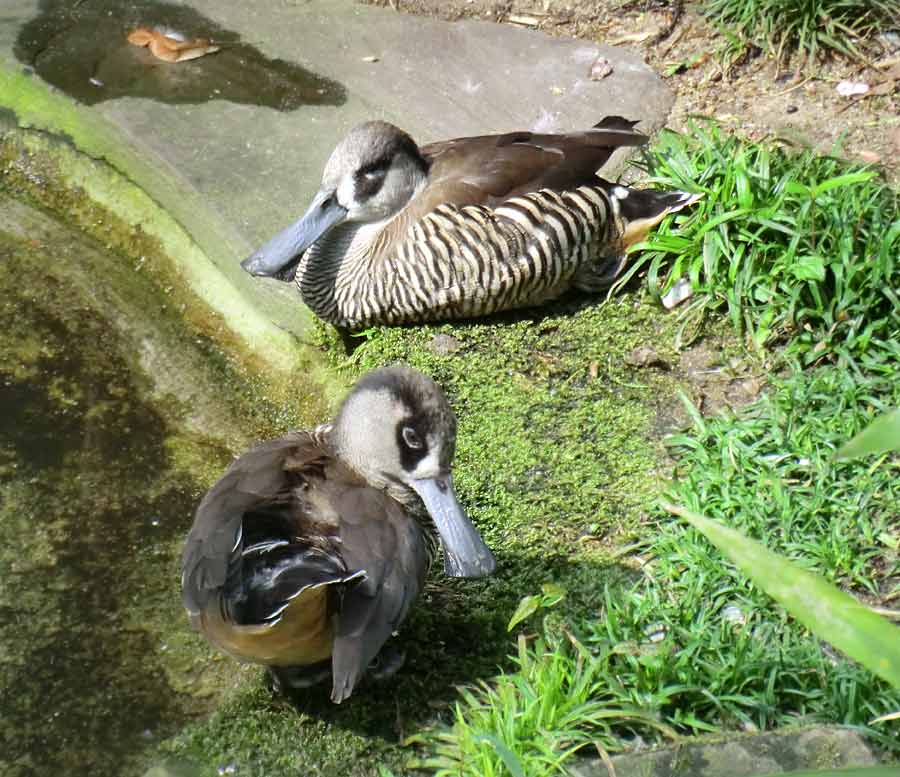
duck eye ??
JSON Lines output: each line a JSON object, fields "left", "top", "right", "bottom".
{"left": 401, "top": 426, "right": 423, "bottom": 450}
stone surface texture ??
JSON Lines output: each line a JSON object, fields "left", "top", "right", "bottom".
{"left": 568, "top": 726, "right": 880, "bottom": 777}
{"left": 0, "top": 0, "right": 673, "bottom": 339}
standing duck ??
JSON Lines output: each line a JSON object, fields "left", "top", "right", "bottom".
{"left": 242, "top": 117, "right": 700, "bottom": 329}
{"left": 181, "top": 367, "right": 495, "bottom": 703}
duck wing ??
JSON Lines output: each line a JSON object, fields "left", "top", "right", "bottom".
{"left": 328, "top": 484, "right": 428, "bottom": 703}
{"left": 181, "top": 431, "right": 331, "bottom": 618}
{"left": 413, "top": 115, "right": 647, "bottom": 215}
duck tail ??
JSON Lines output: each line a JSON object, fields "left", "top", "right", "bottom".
{"left": 606, "top": 184, "right": 702, "bottom": 248}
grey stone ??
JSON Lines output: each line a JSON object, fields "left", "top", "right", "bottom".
{"left": 428, "top": 333, "right": 463, "bottom": 356}
{"left": 0, "top": 0, "right": 674, "bottom": 344}
{"left": 568, "top": 726, "right": 881, "bottom": 777}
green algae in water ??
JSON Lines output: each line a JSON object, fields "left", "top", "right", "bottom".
{"left": 0, "top": 228, "right": 207, "bottom": 776}
{"left": 15, "top": 0, "right": 347, "bottom": 108}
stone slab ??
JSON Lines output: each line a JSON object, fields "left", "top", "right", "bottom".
{"left": 0, "top": 0, "right": 673, "bottom": 336}
{"left": 568, "top": 726, "right": 885, "bottom": 777}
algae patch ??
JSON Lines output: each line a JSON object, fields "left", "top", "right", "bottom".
{"left": 0, "top": 183, "right": 329, "bottom": 776}
{"left": 15, "top": 0, "right": 346, "bottom": 108}
{"left": 0, "top": 226, "right": 207, "bottom": 776}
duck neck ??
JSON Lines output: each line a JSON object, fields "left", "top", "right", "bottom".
{"left": 295, "top": 217, "right": 397, "bottom": 327}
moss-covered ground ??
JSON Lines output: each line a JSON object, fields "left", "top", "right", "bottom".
{"left": 160, "top": 298, "right": 740, "bottom": 775}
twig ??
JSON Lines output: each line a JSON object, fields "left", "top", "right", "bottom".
{"left": 651, "top": 0, "right": 684, "bottom": 44}
{"left": 773, "top": 76, "right": 812, "bottom": 97}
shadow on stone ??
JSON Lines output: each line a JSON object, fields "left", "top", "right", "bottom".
{"left": 14, "top": 0, "right": 347, "bottom": 108}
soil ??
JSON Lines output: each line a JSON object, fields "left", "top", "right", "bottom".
{"left": 365, "top": 0, "right": 900, "bottom": 181}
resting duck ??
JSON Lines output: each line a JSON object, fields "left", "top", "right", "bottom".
{"left": 242, "top": 117, "right": 700, "bottom": 329}
{"left": 181, "top": 367, "right": 495, "bottom": 703}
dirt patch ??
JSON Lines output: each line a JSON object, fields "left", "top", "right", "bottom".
{"left": 364, "top": 0, "right": 899, "bottom": 180}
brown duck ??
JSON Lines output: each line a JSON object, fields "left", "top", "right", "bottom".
{"left": 181, "top": 367, "right": 496, "bottom": 702}
{"left": 242, "top": 116, "right": 700, "bottom": 329}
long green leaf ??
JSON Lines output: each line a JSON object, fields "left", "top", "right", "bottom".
{"left": 663, "top": 503, "right": 900, "bottom": 688}
{"left": 755, "top": 769, "right": 900, "bottom": 777}
{"left": 836, "top": 409, "right": 900, "bottom": 460}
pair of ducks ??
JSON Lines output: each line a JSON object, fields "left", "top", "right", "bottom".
{"left": 183, "top": 118, "right": 698, "bottom": 702}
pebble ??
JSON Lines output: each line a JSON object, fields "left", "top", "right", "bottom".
{"left": 427, "top": 333, "right": 462, "bottom": 356}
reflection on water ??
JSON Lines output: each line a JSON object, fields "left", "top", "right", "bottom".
{"left": 0, "top": 216, "right": 207, "bottom": 775}
{"left": 15, "top": 0, "right": 346, "bottom": 108}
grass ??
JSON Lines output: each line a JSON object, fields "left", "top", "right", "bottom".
{"left": 701, "top": 0, "right": 899, "bottom": 64}
{"left": 620, "top": 121, "right": 899, "bottom": 368}
{"left": 407, "top": 125, "right": 900, "bottom": 772}
{"left": 415, "top": 358, "right": 900, "bottom": 774}
{"left": 161, "top": 124, "right": 898, "bottom": 774}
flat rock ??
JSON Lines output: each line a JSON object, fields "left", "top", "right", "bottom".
{"left": 0, "top": 0, "right": 673, "bottom": 334}
{"left": 568, "top": 726, "right": 880, "bottom": 777}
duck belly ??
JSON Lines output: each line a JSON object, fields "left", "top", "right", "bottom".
{"left": 198, "top": 586, "right": 334, "bottom": 667}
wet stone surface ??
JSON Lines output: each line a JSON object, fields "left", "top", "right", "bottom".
{"left": 14, "top": 0, "right": 346, "bottom": 107}
{"left": 0, "top": 190, "right": 235, "bottom": 776}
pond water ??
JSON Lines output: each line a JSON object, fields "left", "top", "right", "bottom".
{"left": 0, "top": 189, "right": 231, "bottom": 776}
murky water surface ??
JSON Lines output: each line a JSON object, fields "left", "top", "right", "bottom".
{"left": 0, "top": 199, "right": 210, "bottom": 776}
{"left": 15, "top": 0, "right": 346, "bottom": 108}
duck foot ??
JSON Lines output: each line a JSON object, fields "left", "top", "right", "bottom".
{"left": 268, "top": 661, "right": 331, "bottom": 694}
{"left": 368, "top": 644, "right": 406, "bottom": 681}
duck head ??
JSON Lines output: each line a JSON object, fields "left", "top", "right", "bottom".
{"left": 331, "top": 366, "right": 495, "bottom": 579}
{"left": 242, "top": 122, "right": 428, "bottom": 280}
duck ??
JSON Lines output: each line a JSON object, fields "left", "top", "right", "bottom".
{"left": 241, "top": 116, "right": 700, "bottom": 330}
{"left": 181, "top": 366, "right": 495, "bottom": 703}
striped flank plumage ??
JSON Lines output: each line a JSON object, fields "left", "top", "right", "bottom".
{"left": 243, "top": 118, "right": 700, "bottom": 330}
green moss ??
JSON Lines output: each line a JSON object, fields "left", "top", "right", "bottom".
{"left": 0, "top": 63, "right": 325, "bottom": 365}
{"left": 164, "top": 295, "right": 712, "bottom": 775}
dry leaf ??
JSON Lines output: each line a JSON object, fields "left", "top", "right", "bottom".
{"left": 127, "top": 27, "right": 220, "bottom": 63}
{"left": 869, "top": 80, "right": 898, "bottom": 97}
{"left": 589, "top": 56, "right": 614, "bottom": 80}
{"left": 507, "top": 14, "right": 541, "bottom": 27}
{"left": 608, "top": 30, "right": 655, "bottom": 45}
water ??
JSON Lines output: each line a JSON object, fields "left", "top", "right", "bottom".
{"left": 14, "top": 0, "right": 346, "bottom": 108}
{"left": 0, "top": 194, "right": 230, "bottom": 776}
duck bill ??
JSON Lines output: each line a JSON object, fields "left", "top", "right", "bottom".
{"left": 410, "top": 475, "right": 496, "bottom": 579}
{"left": 241, "top": 189, "right": 347, "bottom": 280}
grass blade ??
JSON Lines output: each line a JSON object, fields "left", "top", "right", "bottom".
{"left": 663, "top": 503, "right": 900, "bottom": 688}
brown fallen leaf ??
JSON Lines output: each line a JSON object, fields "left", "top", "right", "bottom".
{"left": 608, "top": 29, "right": 656, "bottom": 45}
{"left": 127, "top": 27, "right": 220, "bottom": 63}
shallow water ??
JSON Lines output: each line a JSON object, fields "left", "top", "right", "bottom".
{"left": 15, "top": 0, "right": 347, "bottom": 108}
{"left": 0, "top": 193, "right": 228, "bottom": 776}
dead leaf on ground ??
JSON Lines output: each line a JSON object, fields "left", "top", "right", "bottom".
{"left": 127, "top": 27, "right": 220, "bottom": 63}
{"left": 608, "top": 30, "right": 656, "bottom": 45}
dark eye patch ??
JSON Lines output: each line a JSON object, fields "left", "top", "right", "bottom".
{"left": 354, "top": 157, "right": 391, "bottom": 199}
{"left": 395, "top": 418, "right": 429, "bottom": 472}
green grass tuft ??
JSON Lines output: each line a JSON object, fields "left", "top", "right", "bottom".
{"left": 623, "top": 121, "right": 899, "bottom": 367}
{"left": 589, "top": 359, "right": 900, "bottom": 745}
{"left": 702, "top": 0, "right": 899, "bottom": 63}
{"left": 409, "top": 634, "right": 674, "bottom": 777}
{"left": 413, "top": 355, "right": 900, "bottom": 768}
